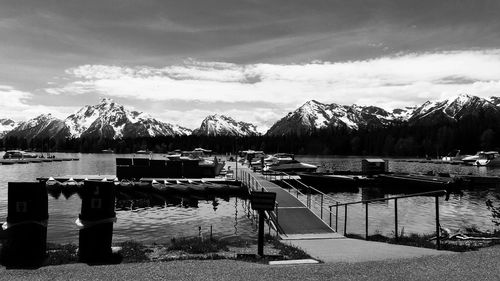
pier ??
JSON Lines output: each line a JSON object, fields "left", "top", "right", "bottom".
{"left": 235, "top": 164, "right": 452, "bottom": 262}
{"left": 237, "top": 165, "right": 340, "bottom": 239}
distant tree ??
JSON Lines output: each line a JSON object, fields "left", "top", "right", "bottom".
{"left": 480, "top": 129, "right": 495, "bottom": 150}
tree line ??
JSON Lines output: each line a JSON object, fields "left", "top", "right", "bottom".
{"left": 2, "top": 113, "right": 500, "bottom": 157}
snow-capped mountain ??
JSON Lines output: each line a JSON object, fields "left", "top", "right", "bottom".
{"left": 65, "top": 98, "right": 192, "bottom": 139}
{"left": 408, "top": 94, "right": 500, "bottom": 125}
{"left": 192, "top": 114, "right": 259, "bottom": 136}
{"left": 266, "top": 100, "right": 398, "bottom": 136}
{"left": 5, "top": 114, "right": 67, "bottom": 140}
{"left": 0, "top": 118, "right": 17, "bottom": 138}
{"left": 266, "top": 94, "right": 500, "bottom": 136}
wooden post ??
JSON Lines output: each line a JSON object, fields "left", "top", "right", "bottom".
{"left": 258, "top": 210, "right": 265, "bottom": 256}
{"left": 435, "top": 195, "right": 440, "bottom": 250}
{"left": 344, "top": 205, "right": 348, "bottom": 235}
{"left": 365, "top": 202, "right": 369, "bottom": 240}
{"left": 395, "top": 198, "right": 398, "bottom": 241}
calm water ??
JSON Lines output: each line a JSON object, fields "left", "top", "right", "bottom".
{"left": 1, "top": 154, "right": 499, "bottom": 243}
{"left": 0, "top": 153, "right": 256, "bottom": 244}
{"left": 296, "top": 156, "right": 500, "bottom": 236}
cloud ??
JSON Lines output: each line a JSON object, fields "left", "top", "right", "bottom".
{"left": 42, "top": 49, "right": 500, "bottom": 130}
{"left": 47, "top": 50, "right": 500, "bottom": 110}
{"left": 0, "top": 85, "right": 77, "bottom": 121}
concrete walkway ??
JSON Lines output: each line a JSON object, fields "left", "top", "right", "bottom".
{"left": 284, "top": 237, "right": 453, "bottom": 263}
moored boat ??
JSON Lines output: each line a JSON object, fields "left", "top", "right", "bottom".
{"left": 2, "top": 150, "right": 38, "bottom": 159}
{"left": 473, "top": 151, "right": 500, "bottom": 167}
{"left": 263, "top": 154, "right": 317, "bottom": 174}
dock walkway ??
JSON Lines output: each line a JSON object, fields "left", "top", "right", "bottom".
{"left": 236, "top": 165, "right": 340, "bottom": 239}
{"left": 235, "top": 164, "right": 453, "bottom": 262}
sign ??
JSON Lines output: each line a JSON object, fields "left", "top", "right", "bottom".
{"left": 250, "top": 191, "right": 276, "bottom": 211}
{"left": 16, "top": 201, "right": 28, "bottom": 213}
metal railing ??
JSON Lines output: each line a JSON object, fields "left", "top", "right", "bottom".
{"left": 264, "top": 171, "right": 339, "bottom": 221}
{"left": 263, "top": 170, "right": 448, "bottom": 250}
{"left": 329, "top": 190, "right": 447, "bottom": 249}
{"left": 237, "top": 168, "right": 280, "bottom": 236}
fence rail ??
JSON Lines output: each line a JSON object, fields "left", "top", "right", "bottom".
{"left": 245, "top": 168, "right": 448, "bottom": 250}
{"left": 237, "top": 169, "right": 280, "bottom": 236}
{"left": 329, "top": 190, "right": 447, "bottom": 249}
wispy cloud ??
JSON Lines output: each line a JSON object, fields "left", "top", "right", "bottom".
{"left": 0, "top": 85, "right": 77, "bottom": 121}
{"left": 48, "top": 50, "right": 500, "bottom": 110}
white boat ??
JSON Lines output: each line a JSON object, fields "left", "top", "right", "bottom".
{"left": 263, "top": 154, "right": 317, "bottom": 174}
{"left": 2, "top": 150, "right": 38, "bottom": 159}
{"left": 473, "top": 151, "right": 500, "bottom": 167}
{"left": 238, "top": 150, "right": 266, "bottom": 165}
{"left": 461, "top": 151, "right": 485, "bottom": 164}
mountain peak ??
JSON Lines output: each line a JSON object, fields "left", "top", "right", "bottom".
{"left": 99, "top": 97, "right": 115, "bottom": 105}
{"left": 193, "top": 114, "right": 259, "bottom": 136}
{"left": 65, "top": 99, "right": 191, "bottom": 139}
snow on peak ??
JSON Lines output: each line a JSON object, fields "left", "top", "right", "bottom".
{"left": 0, "top": 118, "right": 16, "bottom": 137}
{"left": 65, "top": 99, "right": 191, "bottom": 138}
{"left": 194, "top": 114, "right": 258, "bottom": 136}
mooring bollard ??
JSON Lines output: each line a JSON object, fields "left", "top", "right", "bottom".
{"left": 76, "top": 180, "right": 116, "bottom": 263}
{"left": 1, "top": 182, "right": 48, "bottom": 267}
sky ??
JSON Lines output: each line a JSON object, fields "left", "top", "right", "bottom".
{"left": 1, "top": 0, "right": 500, "bottom": 132}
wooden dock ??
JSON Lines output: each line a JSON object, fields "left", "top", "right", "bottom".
{"left": 0, "top": 158, "right": 79, "bottom": 165}
{"left": 237, "top": 165, "right": 339, "bottom": 239}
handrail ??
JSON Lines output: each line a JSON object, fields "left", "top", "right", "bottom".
{"left": 330, "top": 189, "right": 447, "bottom": 250}
{"left": 329, "top": 190, "right": 447, "bottom": 208}
{"left": 238, "top": 168, "right": 281, "bottom": 236}
{"left": 269, "top": 171, "right": 340, "bottom": 204}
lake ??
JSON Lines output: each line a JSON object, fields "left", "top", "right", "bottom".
{"left": 0, "top": 153, "right": 256, "bottom": 244}
{"left": 0, "top": 153, "right": 499, "bottom": 244}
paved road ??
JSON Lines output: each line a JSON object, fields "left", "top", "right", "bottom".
{"left": 1, "top": 245, "right": 499, "bottom": 281}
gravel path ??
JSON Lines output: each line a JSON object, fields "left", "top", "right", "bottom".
{"left": 1, "top": 245, "right": 500, "bottom": 281}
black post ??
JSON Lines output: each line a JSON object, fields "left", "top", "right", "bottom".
{"left": 344, "top": 205, "right": 348, "bottom": 235}
{"left": 365, "top": 202, "right": 369, "bottom": 240}
{"left": 258, "top": 210, "right": 265, "bottom": 256}
{"left": 78, "top": 181, "right": 116, "bottom": 263}
{"left": 320, "top": 194, "right": 324, "bottom": 220}
{"left": 2, "top": 182, "right": 48, "bottom": 267}
{"left": 329, "top": 206, "right": 332, "bottom": 227}
{"left": 335, "top": 203, "right": 339, "bottom": 232}
{"left": 435, "top": 195, "right": 440, "bottom": 250}
{"left": 395, "top": 198, "right": 398, "bottom": 241}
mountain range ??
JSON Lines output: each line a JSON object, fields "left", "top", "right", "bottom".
{"left": 266, "top": 94, "right": 500, "bottom": 136}
{"left": 2, "top": 94, "right": 500, "bottom": 139}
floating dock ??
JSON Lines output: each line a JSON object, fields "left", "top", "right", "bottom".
{"left": 0, "top": 158, "right": 79, "bottom": 165}
{"left": 36, "top": 174, "right": 244, "bottom": 201}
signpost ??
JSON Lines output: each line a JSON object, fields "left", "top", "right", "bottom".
{"left": 250, "top": 191, "right": 277, "bottom": 256}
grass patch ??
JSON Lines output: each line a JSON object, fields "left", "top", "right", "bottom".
{"left": 3, "top": 235, "right": 312, "bottom": 266}
{"left": 118, "top": 240, "right": 151, "bottom": 263}
{"left": 168, "top": 237, "right": 229, "bottom": 254}
{"left": 345, "top": 231, "right": 500, "bottom": 252}
{"left": 46, "top": 243, "right": 79, "bottom": 265}
{"left": 266, "top": 234, "right": 311, "bottom": 260}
